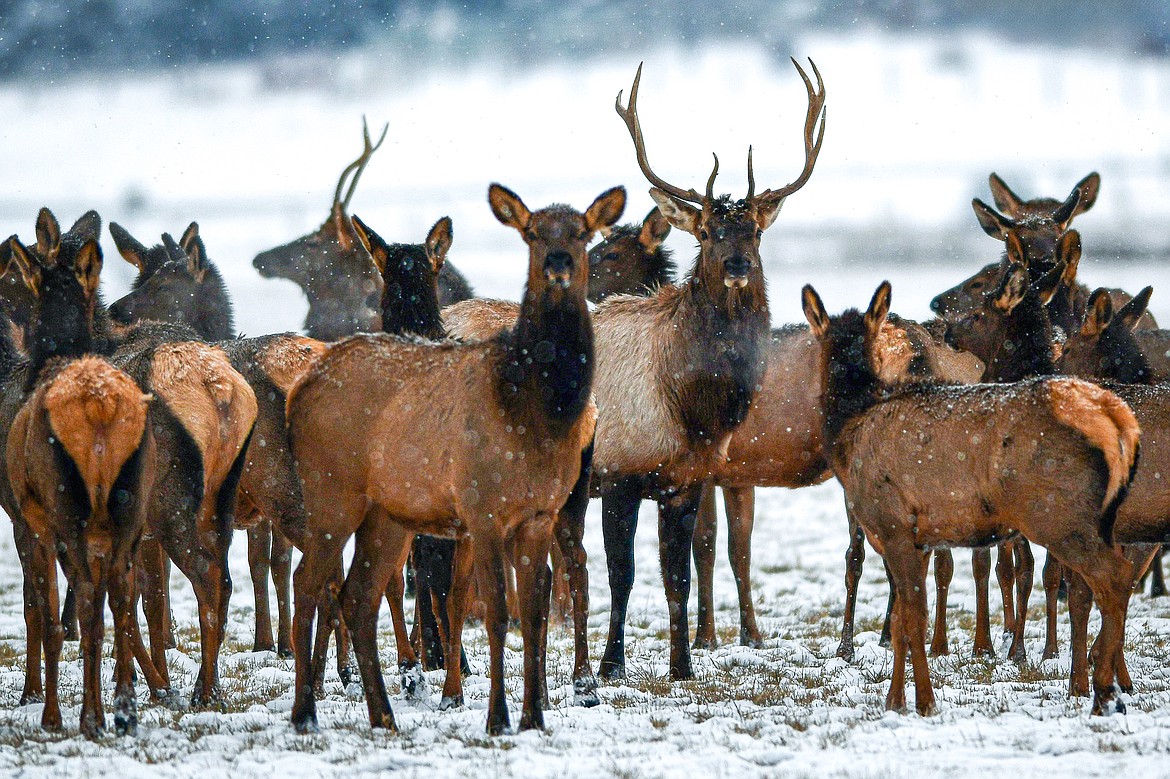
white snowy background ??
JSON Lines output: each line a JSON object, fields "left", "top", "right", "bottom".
{"left": 0, "top": 32, "right": 1169, "bottom": 777}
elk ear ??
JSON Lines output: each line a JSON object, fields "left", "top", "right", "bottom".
{"left": 8, "top": 237, "right": 42, "bottom": 297}
{"left": 638, "top": 207, "right": 671, "bottom": 252}
{"left": 425, "top": 216, "right": 453, "bottom": 273}
{"left": 349, "top": 214, "right": 386, "bottom": 274}
{"left": 585, "top": 186, "right": 627, "bottom": 234}
{"left": 184, "top": 232, "right": 207, "bottom": 282}
{"left": 992, "top": 265, "right": 1028, "bottom": 313}
{"left": 864, "top": 281, "right": 892, "bottom": 337}
{"left": 0, "top": 237, "right": 11, "bottom": 280}
{"left": 648, "top": 188, "right": 701, "bottom": 235}
{"left": 488, "top": 184, "right": 532, "bottom": 232}
{"left": 801, "top": 284, "right": 829, "bottom": 339}
{"left": 35, "top": 207, "right": 61, "bottom": 261}
{"left": 1004, "top": 231, "right": 1027, "bottom": 267}
{"left": 1051, "top": 185, "right": 1082, "bottom": 229}
{"left": 1115, "top": 287, "right": 1153, "bottom": 333}
{"left": 74, "top": 240, "right": 103, "bottom": 299}
{"left": 988, "top": 172, "right": 1025, "bottom": 217}
{"left": 68, "top": 210, "right": 102, "bottom": 242}
{"left": 972, "top": 198, "right": 1013, "bottom": 240}
{"left": 753, "top": 193, "right": 786, "bottom": 231}
{"left": 1081, "top": 289, "right": 1113, "bottom": 337}
{"left": 1071, "top": 172, "right": 1100, "bottom": 218}
{"left": 179, "top": 222, "right": 200, "bottom": 254}
{"left": 1034, "top": 262, "right": 1065, "bottom": 307}
{"left": 1056, "top": 230, "right": 1081, "bottom": 288}
{"left": 109, "top": 222, "right": 148, "bottom": 272}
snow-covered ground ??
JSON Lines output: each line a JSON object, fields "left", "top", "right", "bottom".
{"left": 0, "top": 32, "right": 1169, "bottom": 777}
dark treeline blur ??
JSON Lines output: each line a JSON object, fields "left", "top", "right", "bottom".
{"left": 2, "top": 0, "right": 1168, "bottom": 82}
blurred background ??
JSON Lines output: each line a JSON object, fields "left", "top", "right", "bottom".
{"left": 1, "top": 1, "right": 1168, "bottom": 331}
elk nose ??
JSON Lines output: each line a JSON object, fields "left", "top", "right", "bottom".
{"left": 723, "top": 255, "right": 751, "bottom": 281}
{"left": 545, "top": 251, "right": 573, "bottom": 288}
{"left": 108, "top": 300, "right": 128, "bottom": 323}
{"left": 929, "top": 295, "right": 944, "bottom": 314}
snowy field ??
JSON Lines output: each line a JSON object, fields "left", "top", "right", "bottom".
{"left": 0, "top": 32, "right": 1169, "bottom": 777}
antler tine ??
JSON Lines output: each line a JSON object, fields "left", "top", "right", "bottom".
{"left": 746, "top": 145, "right": 755, "bottom": 200}
{"left": 341, "top": 115, "right": 389, "bottom": 212}
{"left": 755, "top": 57, "right": 827, "bottom": 204}
{"left": 705, "top": 153, "right": 720, "bottom": 201}
{"left": 615, "top": 63, "right": 705, "bottom": 205}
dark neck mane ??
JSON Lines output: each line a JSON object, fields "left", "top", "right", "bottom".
{"left": 497, "top": 285, "right": 593, "bottom": 437}
{"left": 820, "top": 310, "right": 884, "bottom": 448}
{"left": 195, "top": 264, "right": 235, "bottom": 340}
{"left": 984, "top": 291, "right": 1055, "bottom": 383}
{"left": 1098, "top": 320, "right": 1154, "bottom": 384}
{"left": 379, "top": 245, "right": 445, "bottom": 340}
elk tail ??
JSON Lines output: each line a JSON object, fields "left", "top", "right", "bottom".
{"left": 44, "top": 357, "right": 151, "bottom": 527}
{"left": 1046, "top": 377, "right": 1141, "bottom": 545}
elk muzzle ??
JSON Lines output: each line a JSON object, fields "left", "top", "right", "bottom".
{"left": 723, "top": 256, "right": 751, "bottom": 288}
{"left": 544, "top": 251, "right": 574, "bottom": 288}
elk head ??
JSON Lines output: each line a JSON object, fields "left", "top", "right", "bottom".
{"left": 614, "top": 59, "right": 825, "bottom": 306}
{"left": 251, "top": 117, "right": 388, "bottom": 340}
{"left": 1058, "top": 286, "right": 1154, "bottom": 383}
{"left": 970, "top": 171, "right": 1098, "bottom": 277}
{"left": 587, "top": 207, "right": 674, "bottom": 302}
{"left": 108, "top": 222, "right": 235, "bottom": 341}
{"left": 489, "top": 183, "right": 626, "bottom": 304}
{"left": 6, "top": 208, "right": 104, "bottom": 367}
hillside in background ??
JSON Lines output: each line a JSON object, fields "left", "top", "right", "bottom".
{"left": 2, "top": 1, "right": 1169, "bottom": 82}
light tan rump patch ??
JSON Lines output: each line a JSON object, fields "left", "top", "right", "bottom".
{"left": 1047, "top": 377, "right": 1141, "bottom": 509}
{"left": 44, "top": 357, "right": 151, "bottom": 522}
{"left": 257, "top": 336, "right": 327, "bottom": 394}
{"left": 151, "top": 343, "right": 259, "bottom": 495}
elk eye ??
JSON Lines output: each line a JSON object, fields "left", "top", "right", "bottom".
{"left": 970, "top": 282, "right": 984, "bottom": 290}
{"left": 756, "top": 229, "right": 763, "bottom": 239}
{"left": 699, "top": 230, "right": 708, "bottom": 240}
{"left": 604, "top": 253, "right": 618, "bottom": 263}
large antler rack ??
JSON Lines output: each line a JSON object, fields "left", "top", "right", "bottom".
{"left": 615, "top": 63, "right": 714, "bottom": 206}
{"left": 749, "top": 58, "right": 827, "bottom": 206}
{"left": 333, "top": 115, "right": 390, "bottom": 213}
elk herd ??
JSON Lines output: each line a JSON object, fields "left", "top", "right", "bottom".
{"left": 1, "top": 56, "right": 1168, "bottom": 738}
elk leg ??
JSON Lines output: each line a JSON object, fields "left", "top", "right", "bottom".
{"left": 504, "top": 560, "right": 520, "bottom": 629}
{"left": 1068, "top": 548, "right": 1133, "bottom": 715}
{"left": 879, "top": 558, "right": 895, "bottom": 648}
{"left": 382, "top": 531, "right": 424, "bottom": 701}
{"left": 884, "top": 540, "right": 934, "bottom": 715}
{"left": 440, "top": 538, "right": 475, "bottom": 710}
{"left": 61, "top": 586, "right": 79, "bottom": 642}
{"left": 247, "top": 519, "right": 276, "bottom": 653}
{"left": 1065, "top": 569, "right": 1093, "bottom": 698}
{"left": 549, "top": 535, "right": 570, "bottom": 626}
{"left": 971, "top": 548, "right": 994, "bottom": 657}
{"left": 108, "top": 547, "right": 142, "bottom": 736}
{"left": 658, "top": 484, "right": 701, "bottom": 681}
{"left": 837, "top": 507, "right": 866, "bottom": 661}
{"left": 73, "top": 570, "right": 107, "bottom": 739}
{"left": 515, "top": 515, "right": 554, "bottom": 731}
{"left": 724, "top": 486, "right": 763, "bottom": 648}
{"left": 1042, "top": 553, "right": 1061, "bottom": 660}
{"left": 473, "top": 523, "right": 512, "bottom": 735}
{"left": 691, "top": 483, "right": 718, "bottom": 651}
{"left": 12, "top": 520, "right": 45, "bottom": 705}
{"left": 32, "top": 539, "right": 63, "bottom": 731}
{"left": 1009, "top": 540, "right": 1034, "bottom": 663}
{"left": 271, "top": 529, "right": 294, "bottom": 658}
{"left": 554, "top": 442, "right": 596, "bottom": 704}
{"left": 413, "top": 548, "right": 443, "bottom": 670}
{"left": 996, "top": 541, "right": 1016, "bottom": 641}
{"left": 599, "top": 479, "right": 643, "bottom": 681}
{"left": 342, "top": 511, "right": 408, "bottom": 732}
{"left": 290, "top": 508, "right": 359, "bottom": 733}
{"left": 1149, "top": 546, "right": 1166, "bottom": 597}
{"left": 930, "top": 550, "right": 953, "bottom": 657}
{"left": 137, "top": 537, "right": 171, "bottom": 688}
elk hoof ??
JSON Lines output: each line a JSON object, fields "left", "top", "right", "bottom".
{"left": 835, "top": 640, "right": 855, "bottom": 663}
{"left": 692, "top": 635, "right": 716, "bottom": 651}
{"left": 40, "top": 707, "right": 62, "bottom": 732}
{"left": 669, "top": 661, "right": 694, "bottom": 681}
{"left": 19, "top": 690, "right": 44, "bottom": 706}
{"left": 878, "top": 634, "right": 892, "bottom": 650}
{"left": 573, "top": 676, "right": 600, "bottom": 708}
{"left": 63, "top": 626, "right": 79, "bottom": 643}
{"left": 190, "top": 687, "right": 225, "bottom": 712}
{"left": 277, "top": 646, "right": 295, "bottom": 660}
{"left": 79, "top": 715, "right": 104, "bottom": 740}
{"left": 114, "top": 708, "right": 138, "bottom": 737}
{"left": 597, "top": 659, "right": 625, "bottom": 682}
{"left": 439, "top": 694, "right": 464, "bottom": 711}
{"left": 338, "top": 664, "right": 359, "bottom": 689}
{"left": 399, "top": 661, "right": 427, "bottom": 701}
{"left": 486, "top": 712, "right": 509, "bottom": 736}
{"left": 973, "top": 645, "right": 995, "bottom": 659}
{"left": 292, "top": 716, "right": 319, "bottom": 735}
{"left": 252, "top": 641, "right": 276, "bottom": 654}
{"left": 518, "top": 710, "right": 545, "bottom": 732}
{"left": 740, "top": 633, "right": 765, "bottom": 650}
